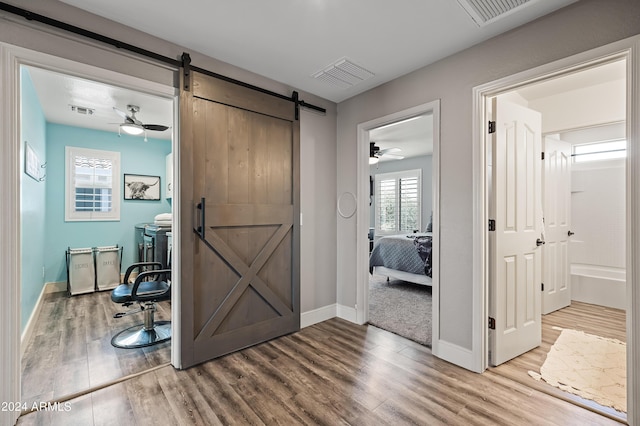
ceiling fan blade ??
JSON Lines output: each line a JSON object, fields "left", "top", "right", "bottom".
{"left": 113, "top": 106, "right": 129, "bottom": 119}
{"left": 381, "top": 153, "right": 404, "bottom": 160}
{"left": 143, "top": 124, "right": 169, "bottom": 131}
{"left": 378, "top": 147, "right": 401, "bottom": 155}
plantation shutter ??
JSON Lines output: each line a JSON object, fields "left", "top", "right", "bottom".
{"left": 375, "top": 169, "right": 421, "bottom": 235}
{"left": 65, "top": 146, "right": 120, "bottom": 221}
{"left": 74, "top": 156, "right": 113, "bottom": 212}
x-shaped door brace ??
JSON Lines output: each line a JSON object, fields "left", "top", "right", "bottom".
{"left": 194, "top": 199, "right": 294, "bottom": 342}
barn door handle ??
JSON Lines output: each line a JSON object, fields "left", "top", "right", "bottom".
{"left": 536, "top": 238, "right": 545, "bottom": 246}
{"left": 194, "top": 197, "right": 205, "bottom": 239}
{"left": 568, "top": 231, "right": 575, "bottom": 237}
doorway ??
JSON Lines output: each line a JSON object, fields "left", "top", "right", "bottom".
{"left": 473, "top": 43, "right": 638, "bottom": 421}
{"left": 354, "top": 100, "right": 441, "bottom": 353}
{"left": 1, "top": 43, "right": 178, "bottom": 420}
{"left": 487, "top": 59, "right": 628, "bottom": 418}
{"left": 367, "top": 114, "right": 435, "bottom": 346}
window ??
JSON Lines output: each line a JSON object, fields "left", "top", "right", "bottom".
{"left": 65, "top": 146, "right": 120, "bottom": 221}
{"left": 573, "top": 140, "right": 626, "bottom": 163}
{"left": 375, "top": 169, "right": 421, "bottom": 235}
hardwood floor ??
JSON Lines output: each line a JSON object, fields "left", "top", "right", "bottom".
{"left": 21, "top": 290, "right": 171, "bottom": 408}
{"left": 491, "top": 301, "right": 627, "bottom": 422}
{"left": 18, "top": 315, "right": 619, "bottom": 425}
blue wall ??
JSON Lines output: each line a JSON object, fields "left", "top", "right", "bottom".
{"left": 44, "top": 124, "right": 172, "bottom": 283}
{"left": 20, "top": 68, "right": 47, "bottom": 331}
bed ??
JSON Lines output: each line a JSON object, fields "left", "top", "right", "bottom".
{"left": 369, "top": 233, "right": 432, "bottom": 286}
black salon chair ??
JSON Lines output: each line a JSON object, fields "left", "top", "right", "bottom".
{"left": 110, "top": 262, "right": 171, "bottom": 349}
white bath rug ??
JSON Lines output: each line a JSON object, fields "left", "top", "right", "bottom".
{"left": 528, "top": 328, "right": 626, "bottom": 413}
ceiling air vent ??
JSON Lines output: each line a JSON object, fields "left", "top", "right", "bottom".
{"left": 312, "top": 58, "right": 375, "bottom": 89}
{"left": 456, "top": 0, "right": 537, "bottom": 26}
{"left": 69, "top": 105, "right": 95, "bottom": 115}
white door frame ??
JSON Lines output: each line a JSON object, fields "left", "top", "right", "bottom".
{"left": 0, "top": 42, "right": 179, "bottom": 425}
{"left": 472, "top": 36, "right": 640, "bottom": 422}
{"left": 355, "top": 100, "right": 441, "bottom": 354}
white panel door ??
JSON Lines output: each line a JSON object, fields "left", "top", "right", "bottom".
{"left": 489, "top": 97, "right": 543, "bottom": 366}
{"left": 542, "top": 136, "right": 572, "bottom": 314}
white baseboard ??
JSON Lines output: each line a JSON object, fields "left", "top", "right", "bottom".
{"left": 46, "top": 280, "right": 67, "bottom": 294}
{"left": 301, "top": 304, "right": 336, "bottom": 328}
{"left": 20, "top": 281, "right": 66, "bottom": 358}
{"left": 433, "top": 339, "right": 479, "bottom": 373}
{"left": 337, "top": 304, "right": 358, "bottom": 323}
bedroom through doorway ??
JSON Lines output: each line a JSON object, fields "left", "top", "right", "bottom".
{"left": 366, "top": 112, "right": 435, "bottom": 346}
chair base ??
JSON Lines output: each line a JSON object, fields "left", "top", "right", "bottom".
{"left": 111, "top": 321, "right": 171, "bottom": 349}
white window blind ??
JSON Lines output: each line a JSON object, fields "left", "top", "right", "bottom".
{"left": 375, "top": 169, "right": 421, "bottom": 235}
{"left": 65, "top": 147, "right": 120, "bottom": 221}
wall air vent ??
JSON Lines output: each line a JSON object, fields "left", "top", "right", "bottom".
{"left": 69, "top": 105, "right": 95, "bottom": 115}
{"left": 456, "top": 0, "right": 537, "bottom": 26}
{"left": 312, "top": 58, "right": 375, "bottom": 89}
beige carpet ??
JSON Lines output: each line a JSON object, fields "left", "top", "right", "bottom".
{"left": 368, "top": 275, "right": 432, "bottom": 346}
{"left": 528, "top": 328, "right": 626, "bottom": 413}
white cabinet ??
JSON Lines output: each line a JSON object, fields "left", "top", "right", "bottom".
{"left": 166, "top": 152, "right": 173, "bottom": 199}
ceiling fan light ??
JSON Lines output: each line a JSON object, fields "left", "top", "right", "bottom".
{"left": 369, "top": 156, "right": 379, "bottom": 165}
{"left": 120, "top": 123, "right": 144, "bottom": 135}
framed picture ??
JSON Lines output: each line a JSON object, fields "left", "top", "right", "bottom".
{"left": 124, "top": 174, "right": 161, "bottom": 200}
{"left": 25, "top": 141, "right": 41, "bottom": 181}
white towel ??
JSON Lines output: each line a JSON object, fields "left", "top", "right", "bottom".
{"left": 154, "top": 220, "right": 172, "bottom": 226}
{"left": 155, "top": 213, "right": 172, "bottom": 221}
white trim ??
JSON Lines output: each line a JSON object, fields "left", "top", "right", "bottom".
{"left": 472, "top": 35, "right": 640, "bottom": 422}
{"left": 0, "top": 43, "right": 21, "bottom": 426}
{"left": 301, "top": 304, "right": 337, "bottom": 328}
{"left": 20, "top": 282, "right": 46, "bottom": 358}
{"left": 0, "top": 42, "right": 179, "bottom": 423}
{"left": 337, "top": 304, "right": 358, "bottom": 323}
{"left": 355, "top": 100, "right": 442, "bottom": 358}
{"left": 20, "top": 281, "right": 65, "bottom": 358}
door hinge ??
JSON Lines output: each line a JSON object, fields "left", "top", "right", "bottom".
{"left": 488, "top": 121, "right": 496, "bottom": 134}
{"left": 541, "top": 283, "right": 544, "bottom": 291}
{"left": 488, "top": 317, "right": 496, "bottom": 330}
{"left": 541, "top": 152, "right": 545, "bottom": 160}
{"left": 488, "top": 219, "right": 496, "bottom": 232}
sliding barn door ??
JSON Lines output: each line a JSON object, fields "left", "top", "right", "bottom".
{"left": 180, "top": 70, "right": 300, "bottom": 368}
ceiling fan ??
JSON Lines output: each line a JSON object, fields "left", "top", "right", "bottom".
{"left": 370, "top": 142, "right": 404, "bottom": 164}
{"left": 113, "top": 104, "right": 169, "bottom": 141}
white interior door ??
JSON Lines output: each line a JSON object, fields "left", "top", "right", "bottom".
{"left": 542, "top": 136, "right": 572, "bottom": 314}
{"left": 489, "top": 97, "right": 542, "bottom": 366}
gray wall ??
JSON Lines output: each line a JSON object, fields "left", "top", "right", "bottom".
{"left": 0, "top": 0, "right": 338, "bottom": 316}
{"left": 336, "top": 0, "right": 640, "bottom": 352}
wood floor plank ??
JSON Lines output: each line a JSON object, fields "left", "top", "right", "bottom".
{"left": 18, "top": 302, "right": 623, "bottom": 426}
{"left": 491, "top": 301, "right": 627, "bottom": 421}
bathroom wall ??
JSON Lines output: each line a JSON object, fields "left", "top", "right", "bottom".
{"left": 20, "top": 67, "right": 47, "bottom": 331}
{"left": 44, "top": 123, "right": 171, "bottom": 283}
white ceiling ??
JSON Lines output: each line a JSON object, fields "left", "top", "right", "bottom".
{"left": 30, "top": 0, "right": 624, "bottom": 151}
{"left": 370, "top": 114, "right": 433, "bottom": 161}
{"left": 516, "top": 60, "right": 626, "bottom": 101}
{"left": 57, "top": 0, "right": 578, "bottom": 103}
{"left": 26, "top": 66, "right": 173, "bottom": 140}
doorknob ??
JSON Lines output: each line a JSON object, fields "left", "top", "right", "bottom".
{"left": 568, "top": 230, "right": 575, "bottom": 236}
{"left": 536, "top": 238, "right": 546, "bottom": 246}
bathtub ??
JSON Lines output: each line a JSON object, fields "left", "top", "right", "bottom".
{"left": 570, "top": 264, "right": 626, "bottom": 310}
